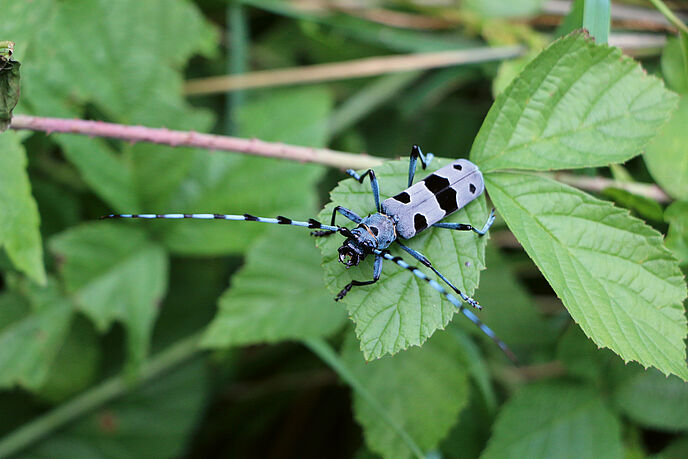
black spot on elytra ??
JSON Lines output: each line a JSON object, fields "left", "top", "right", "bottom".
{"left": 392, "top": 191, "right": 411, "bottom": 204}
{"left": 370, "top": 226, "right": 379, "bottom": 236}
{"left": 469, "top": 183, "right": 477, "bottom": 194}
{"left": 414, "top": 214, "right": 428, "bottom": 233}
{"left": 436, "top": 187, "right": 458, "bottom": 215}
{"left": 423, "top": 174, "right": 450, "bottom": 194}
{"left": 277, "top": 216, "right": 292, "bottom": 224}
{"left": 453, "top": 163, "right": 463, "bottom": 171}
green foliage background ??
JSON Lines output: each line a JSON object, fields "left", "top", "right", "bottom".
{"left": 0, "top": 0, "right": 687, "bottom": 458}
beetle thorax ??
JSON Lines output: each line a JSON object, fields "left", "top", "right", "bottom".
{"left": 337, "top": 213, "right": 396, "bottom": 267}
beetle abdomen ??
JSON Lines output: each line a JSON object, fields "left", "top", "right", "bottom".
{"left": 381, "top": 158, "right": 484, "bottom": 239}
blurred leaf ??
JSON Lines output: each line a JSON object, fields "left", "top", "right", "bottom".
{"left": 10, "top": 0, "right": 216, "bottom": 122}
{"left": 1, "top": 0, "right": 216, "bottom": 212}
{"left": 31, "top": 178, "right": 82, "bottom": 240}
{"left": 341, "top": 331, "right": 469, "bottom": 459}
{"left": 481, "top": 382, "right": 623, "bottom": 459}
{"left": 329, "top": 72, "right": 421, "bottom": 138}
{"left": 554, "top": 0, "right": 584, "bottom": 38}
{"left": 24, "top": 358, "right": 209, "bottom": 459}
{"left": 446, "top": 328, "right": 496, "bottom": 412}
{"left": 609, "top": 164, "right": 633, "bottom": 183}
{"left": 582, "top": 0, "right": 610, "bottom": 44}
{"left": 486, "top": 172, "right": 688, "bottom": 379}
{"left": 492, "top": 53, "right": 534, "bottom": 98}
{"left": 462, "top": 0, "right": 545, "bottom": 19}
{"left": 440, "top": 388, "right": 492, "bottom": 459}
{"left": 201, "top": 226, "right": 347, "bottom": 348}
{"left": 644, "top": 96, "right": 688, "bottom": 201}
{"left": 400, "top": 68, "right": 481, "bottom": 118}
{"left": 56, "top": 136, "right": 141, "bottom": 213}
{"left": 160, "top": 86, "right": 330, "bottom": 255}
{"left": 37, "top": 317, "right": 100, "bottom": 403}
{"left": 471, "top": 246, "right": 555, "bottom": 351}
{"left": 50, "top": 223, "right": 168, "bottom": 373}
{"left": 613, "top": 369, "right": 688, "bottom": 431}
{"left": 556, "top": 325, "right": 607, "bottom": 382}
{"left": 243, "top": 0, "right": 480, "bottom": 53}
{"left": 318, "top": 158, "right": 490, "bottom": 360}
{"left": 601, "top": 187, "right": 664, "bottom": 222}
{"left": 0, "top": 55, "right": 19, "bottom": 131}
{"left": 665, "top": 201, "right": 688, "bottom": 265}
{"left": 661, "top": 36, "right": 688, "bottom": 94}
{"left": 0, "top": 131, "right": 46, "bottom": 284}
{"left": 0, "top": 283, "right": 72, "bottom": 391}
{"left": 652, "top": 436, "right": 688, "bottom": 459}
{"left": 471, "top": 32, "right": 678, "bottom": 172}
{"left": 152, "top": 257, "right": 232, "bottom": 351}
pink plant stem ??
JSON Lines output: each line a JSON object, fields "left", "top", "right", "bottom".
{"left": 9, "top": 114, "right": 384, "bottom": 170}
{"left": 9, "top": 114, "right": 672, "bottom": 203}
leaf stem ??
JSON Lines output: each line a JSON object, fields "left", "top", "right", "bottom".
{"left": 0, "top": 333, "right": 202, "bottom": 459}
{"left": 647, "top": 0, "right": 688, "bottom": 35}
{"left": 303, "top": 338, "right": 425, "bottom": 459}
{"left": 184, "top": 45, "right": 526, "bottom": 95}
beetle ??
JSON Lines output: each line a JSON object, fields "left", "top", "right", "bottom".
{"left": 102, "top": 145, "right": 515, "bottom": 361}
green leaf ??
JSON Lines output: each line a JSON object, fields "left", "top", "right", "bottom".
{"left": 665, "top": 201, "right": 688, "bottom": 265}
{"left": 2, "top": 0, "right": 216, "bottom": 212}
{"left": 440, "top": 390, "right": 492, "bottom": 459}
{"left": 160, "top": 86, "right": 330, "bottom": 255}
{"left": 661, "top": 36, "right": 688, "bottom": 94}
{"left": 57, "top": 135, "right": 141, "bottom": 213}
{"left": 470, "top": 32, "right": 678, "bottom": 172}
{"left": 23, "top": 358, "right": 209, "bottom": 459}
{"left": 601, "top": 187, "right": 664, "bottom": 222}
{"left": 556, "top": 325, "right": 609, "bottom": 382}
{"left": 582, "top": 0, "right": 610, "bottom": 44}
{"left": 653, "top": 436, "right": 688, "bottom": 459}
{"left": 243, "top": 0, "right": 480, "bottom": 53}
{"left": 37, "top": 317, "right": 100, "bottom": 403}
{"left": 554, "top": 0, "right": 584, "bottom": 39}
{"left": 644, "top": 95, "right": 688, "bottom": 201}
{"left": 0, "top": 54, "right": 19, "bottom": 131}
{"left": 462, "top": 0, "right": 545, "bottom": 18}
{"left": 13, "top": 0, "right": 216, "bottom": 122}
{"left": 469, "top": 246, "right": 555, "bottom": 350}
{"left": 0, "top": 131, "right": 46, "bottom": 284}
{"left": 0, "top": 285, "right": 72, "bottom": 391}
{"left": 481, "top": 382, "right": 623, "bottom": 459}
{"left": 50, "top": 223, "right": 168, "bottom": 373}
{"left": 317, "top": 158, "right": 491, "bottom": 360}
{"left": 341, "top": 331, "right": 469, "bottom": 459}
{"left": 613, "top": 369, "right": 688, "bottom": 431}
{"left": 201, "top": 226, "right": 347, "bottom": 348}
{"left": 485, "top": 172, "right": 688, "bottom": 379}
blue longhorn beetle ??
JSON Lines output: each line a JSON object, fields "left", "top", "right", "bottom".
{"left": 103, "top": 146, "right": 516, "bottom": 362}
